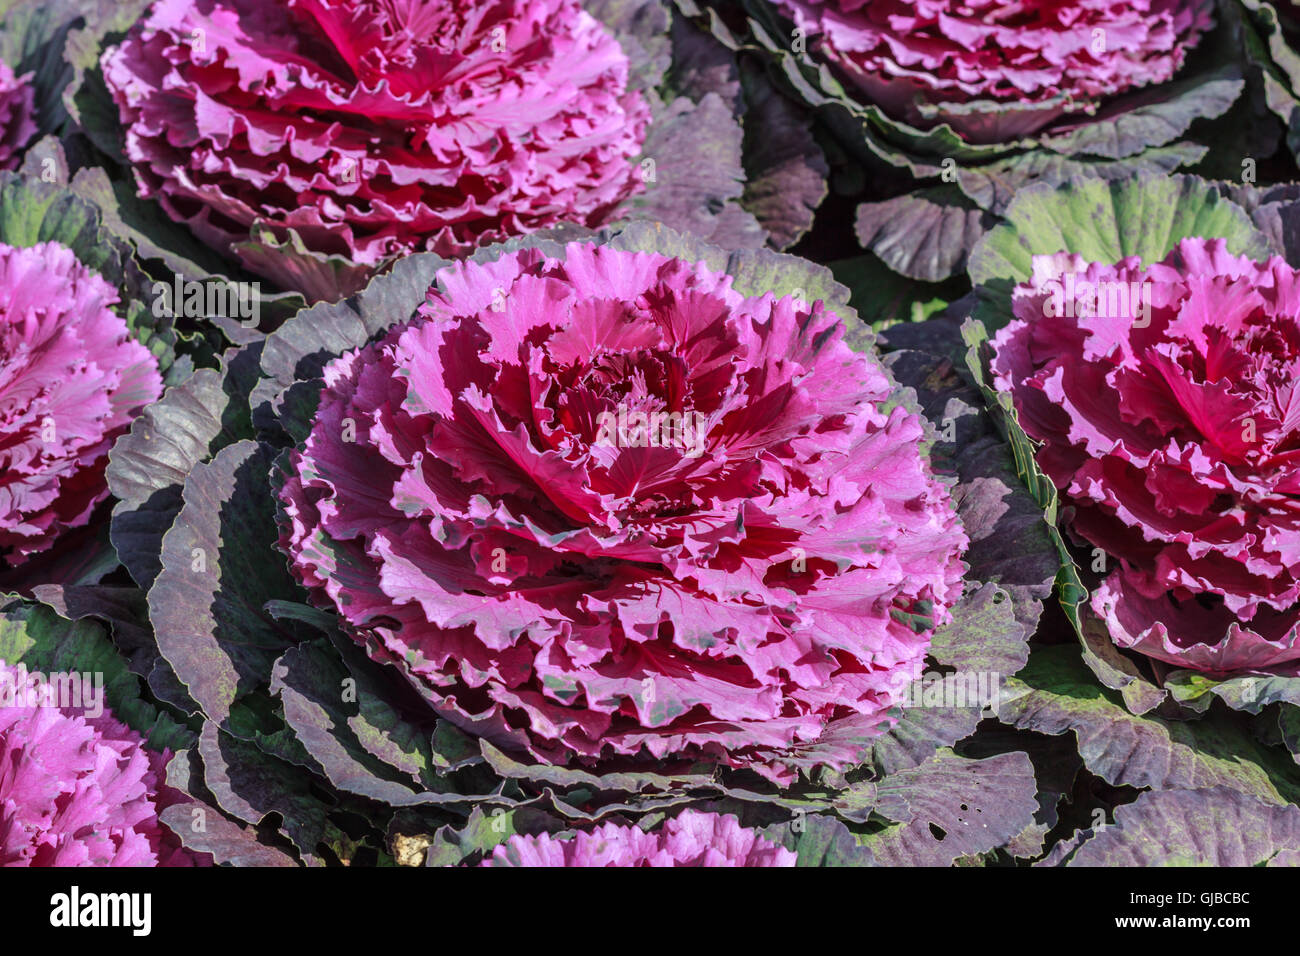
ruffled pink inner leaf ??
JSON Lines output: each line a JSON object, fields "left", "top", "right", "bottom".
{"left": 479, "top": 809, "right": 797, "bottom": 866}
{"left": 0, "top": 57, "right": 35, "bottom": 170}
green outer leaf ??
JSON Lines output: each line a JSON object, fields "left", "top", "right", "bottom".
{"left": 334, "top": 635, "right": 490, "bottom": 782}
{"left": 26, "top": 583, "right": 198, "bottom": 717}
{"left": 1163, "top": 667, "right": 1300, "bottom": 715}
{"left": 67, "top": 165, "right": 272, "bottom": 300}
{"left": 967, "top": 172, "right": 1270, "bottom": 293}
{"left": 1239, "top": 0, "right": 1300, "bottom": 159}
{"left": 1279, "top": 704, "right": 1300, "bottom": 766}
{"left": 1000, "top": 645, "right": 1300, "bottom": 805}
{"left": 1038, "top": 69, "right": 1245, "bottom": 160}
{"left": 882, "top": 341, "right": 1059, "bottom": 633}
{"left": 928, "top": 583, "right": 1029, "bottom": 676}
{"left": 761, "top": 814, "right": 877, "bottom": 867}
{"left": 60, "top": 0, "right": 149, "bottom": 158}
{"left": 29, "top": 583, "right": 152, "bottom": 672}
{"left": 0, "top": 0, "right": 97, "bottom": 141}
{"left": 194, "top": 723, "right": 329, "bottom": 864}
{"left": 955, "top": 141, "right": 1209, "bottom": 215}
{"left": 263, "top": 599, "right": 340, "bottom": 636}
{"left": 416, "top": 806, "right": 564, "bottom": 867}
{"left": 829, "top": 253, "right": 956, "bottom": 332}
{"left": 0, "top": 165, "right": 118, "bottom": 271}
{"left": 270, "top": 639, "right": 492, "bottom": 806}
{"left": 159, "top": 748, "right": 300, "bottom": 866}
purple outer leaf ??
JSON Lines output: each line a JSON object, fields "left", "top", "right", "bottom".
{"left": 624, "top": 91, "right": 766, "bottom": 249}
{"left": 107, "top": 346, "right": 259, "bottom": 591}
{"left": 739, "top": 58, "right": 827, "bottom": 250}
{"left": 270, "top": 640, "right": 492, "bottom": 806}
{"left": 856, "top": 186, "right": 993, "bottom": 282}
{"left": 158, "top": 804, "right": 297, "bottom": 867}
{"left": 866, "top": 750, "right": 1039, "bottom": 866}
{"left": 1049, "top": 787, "right": 1300, "bottom": 867}
{"left": 147, "top": 439, "right": 304, "bottom": 730}
{"left": 194, "top": 724, "right": 328, "bottom": 865}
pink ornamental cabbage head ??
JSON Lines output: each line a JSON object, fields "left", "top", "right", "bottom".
{"left": 479, "top": 809, "right": 796, "bottom": 866}
{"left": 0, "top": 240, "right": 163, "bottom": 567}
{"left": 0, "top": 58, "right": 35, "bottom": 170}
{"left": 0, "top": 660, "right": 207, "bottom": 866}
{"left": 991, "top": 238, "right": 1300, "bottom": 674}
{"left": 102, "top": 0, "right": 651, "bottom": 300}
{"left": 278, "top": 243, "right": 968, "bottom": 781}
{"left": 773, "top": 0, "right": 1214, "bottom": 142}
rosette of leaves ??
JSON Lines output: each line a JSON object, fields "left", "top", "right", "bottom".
{"left": 953, "top": 169, "right": 1300, "bottom": 858}
{"left": 0, "top": 169, "right": 192, "bottom": 593}
{"left": 100, "top": 221, "right": 1079, "bottom": 866}
{"left": 682, "top": 0, "right": 1277, "bottom": 317}
{"left": 2, "top": 0, "right": 266, "bottom": 344}
{"left": 59, "top": 0, "right": 827, "bottom": 316}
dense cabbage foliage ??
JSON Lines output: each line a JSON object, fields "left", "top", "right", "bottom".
{"left": 1, "top": 0, "right": 1300, "bottom": 873}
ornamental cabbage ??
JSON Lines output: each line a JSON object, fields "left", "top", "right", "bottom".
{"left": 0, "top": 660, "right": 206, "bottom": 866}
{"left": 992, "top": 238, "right": 1300, "bottom": 672}
{"left": 277, "top": 242, "right": 967, "bottom": 779}
{"left": 101, "top": 0, "right": 650, "bottom": 300}
{"left": 772, "top": 0, "right": 1214, "bottom": 142}
{"left": 0, "top": 240, "right": 163, "bottom": 567}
